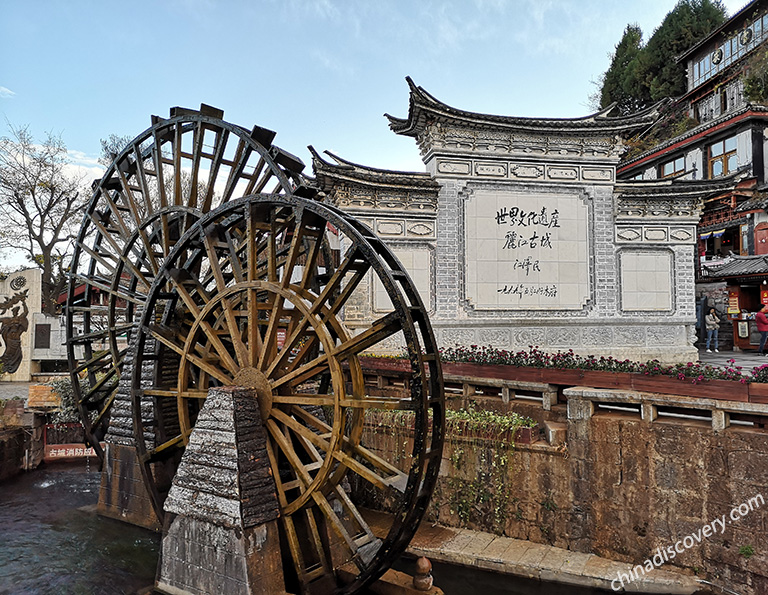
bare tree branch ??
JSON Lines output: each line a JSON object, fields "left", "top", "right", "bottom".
{"left": 0, "top": 123, "right": 91, "bottom": 315}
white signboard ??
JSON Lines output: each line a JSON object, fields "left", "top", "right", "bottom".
{"left": 465, "top": 190, "right": 589, "bottom": 310}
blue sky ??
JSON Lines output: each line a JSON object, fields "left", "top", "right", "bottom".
{"left": 0, "top": 0, "right": 750, "bottom": 178}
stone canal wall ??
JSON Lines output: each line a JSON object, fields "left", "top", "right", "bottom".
{"left": 360, "top": 381, "right": 768, "bottom": 595}
{"left": 0, "top": 428, "right": 25, "bottom": 481}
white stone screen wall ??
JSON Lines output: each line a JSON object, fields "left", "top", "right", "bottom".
{"left": 373, "top": 247, "right": 432, "bottom": 312}
{"left": 464, "top": 189, "right": 589, "bottom": 310}
{"left": 620, "top": 250, "right": 673, "bottom": 311}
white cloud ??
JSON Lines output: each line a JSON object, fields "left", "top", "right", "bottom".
{"left": 311, "top": 49, "right": 355, "bottom": 77}
{"left": 0, "top": 87, "right": 15, "bottom": 99}
{"left": 67, "top": 149, "right": 102, "bottom": 169}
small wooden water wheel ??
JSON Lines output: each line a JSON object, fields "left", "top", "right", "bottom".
{"left": 66, "top": 105, "right": 306, "bottom": 460}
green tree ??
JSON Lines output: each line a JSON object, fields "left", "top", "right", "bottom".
{"left": 641, "top": 0, "right": 727, "bottom": 101}
{"left": 598, "top": 0, "right": 727, "bottom": 114}
{"left": 744, "top": 45, "right": 768, "bottom": 103}
{"left": 599, "top": 25, "right": 648, "bottom": 114}
{"left": 0, "top": 124, "right": 90, "bottom": 315}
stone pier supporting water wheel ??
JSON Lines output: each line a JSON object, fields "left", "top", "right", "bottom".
{"left": 66, "top": 105, "right": 445, "bottom": 594}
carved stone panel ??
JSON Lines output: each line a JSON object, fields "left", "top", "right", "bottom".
{"left": 614, "top": 326, "right": 646, "bottom": 346}
{"left": 478, "top": 328, "right": 511, "bottom": 345}
{"left": 476, "top": 163, "right": 507, "bottom": 177}
{"left": 582, "top": 326, "right": 614, "bottom": 347}
{"left": 441, "top": 328, "right": 476, "bottom": 345}
{"left": 582, "top": 168, "right": 613, "bottom": 182}
{"left": 647, "top": 326, "right": 677, "bottom": 346}
{"left": 644, "top": 228, "right": 668, "bottom": 242}
{"left": 376, "top": 220, "right": 405, "bottom": 236}
{"left": 547, "top": 167, "right": 578, "bottom": 181}
{"left": 510, "top": 164, "right": 544, "bottom": 179}
{"left": 547, "top": 327, "right": 580, "bottom": 347}
{"left": 437, "top": 160, "right": 471, "bottom": 175}
{"left": 514, "top": 328, "right": 547, "bottom": 346}
{"left": 407, "top": 222, "right": 435, "bottom": 237}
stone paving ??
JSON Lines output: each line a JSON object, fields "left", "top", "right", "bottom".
{"left": 697, "top": 347, "right": 768, "bottom": 372}
{"left": 404, "top": 523, "right": 703, "bottom": 594}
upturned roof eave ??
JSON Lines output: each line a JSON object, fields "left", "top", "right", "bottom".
{"left": 309, "top": 146, "right": 440, "bottom": 191}
{"left": 385, "top": 77, "right": 663, "bottom": 138}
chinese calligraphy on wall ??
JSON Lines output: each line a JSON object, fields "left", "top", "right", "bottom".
{"left": 465, "top": 190, "right": 590, "bottom": 310}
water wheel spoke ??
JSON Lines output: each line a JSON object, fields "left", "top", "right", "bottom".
{"left": 224, "top": 229, "right": 245, "bottom": 284}
{"left": 332, "top": 311, "right": 402, "bottom": 361}
{"left": 131, "top": 142, "right": 153, "bottom": 217}
{"left": 265, "top": 438, "right": 334, "bottom": 590}
{"left": 72, "top": 272, "right": 143, "bottom": 305}
{"left": 270, "top": 352, "right": 329, "bottom": 389}
{"left": 115, "top": 167, "right": 159, "bottom": 277}
{"left": 172, "top": 123, "right": 184, "bottom": 204}
{"left": 143, "top": 388, "right": 208, "bottom": 399}
{"left": 271, "top": 394, "right": 336, "bottom": 407}
{"left": 88, "top": 214, "right": 152, "bottom": 292}
{"left": 220, "top": 139, "right": 253, "bottom": 203}
{"left": 200, "top": 128, "right": 228, "bottom": 212}
{"left": 73, "top": 348, "right": 114, "bottom": 376}
{"left": 76, "top": 241, "right": 117, "bottom": 275}
{"left": 91, "top": 388, "right": 118, "bottom": 429}
{"left": 247, "top": 287, "right": 263, "bottom": 367}
{"left": 151, "top": 128, "right": 169, "bottom": 209}
{"left": 186, "top": 121, "right": 204, "bottom": 209}
{"left": 203, "top": 234, "right": 249, "bottom": 366}
{"left": 289, "top": 405, "right": 408, "bottom": 490}
{"left": 265, "top": 418, "right": 315, "bottom": 489}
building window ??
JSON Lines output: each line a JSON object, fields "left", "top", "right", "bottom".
{"left": 34, "top": 324, "right": 51, "bottom": 349}
{"left": 709, "top": 136, "right": 738, "bottom": 178}
{"left": 661, "top": 156, "right": 685, "bottom": 178}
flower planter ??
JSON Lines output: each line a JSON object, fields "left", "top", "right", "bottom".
{"left": 748, "top": 382, "right": 768, "bottom": 404}
{"left": 359, "top": 357, "right": 757, "bottom": 404}
{"left": 629, "top": 376, "right": 749, "bottom": 402}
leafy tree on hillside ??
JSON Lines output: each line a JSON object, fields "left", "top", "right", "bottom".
{"left": 641, "top": 0, "right": 727, "bottom": 100}
{"left": 599, "top": 25, "right": 648, "bottom": 114}
{"left": 598, "top": 0, "right": 727, "bottom": 114}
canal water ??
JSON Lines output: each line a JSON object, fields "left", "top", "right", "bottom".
{"left": 0, "top": 463, "right": 158, "bottom": 594}
{"left": 0, "top": 464, "right": 613, "bottom": 594}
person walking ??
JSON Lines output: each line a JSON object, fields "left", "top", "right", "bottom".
{"left": 705, "top": 307, "right": 721, "bottom": 353}
{"left": 757, "top": 305, "right": 768, "bottom": 355}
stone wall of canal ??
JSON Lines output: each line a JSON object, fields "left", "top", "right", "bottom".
{"left": 357, "top": 378, "right": 768, "bottom": 595}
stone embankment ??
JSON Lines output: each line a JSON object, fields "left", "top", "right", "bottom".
{"left": 359, "top": 360, "right": 768, "bottom": 595}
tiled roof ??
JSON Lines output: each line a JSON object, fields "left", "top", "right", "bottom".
{"left": 619, "top": 105, "right": 768, "bottom": 171}
{"left": 385, "top": 77, "right": 663, "bottom": 138}
{"left": 310, "top": 147, "right": 440, "bottom": 191}
{"left": 735, "top": 191, "right": 768, "bottom": 213}
{"left": 614, "top": 173, "right": 741, "bottom": 201}
{"left": 704, "top": 253, "right": 768, "bottom": 277}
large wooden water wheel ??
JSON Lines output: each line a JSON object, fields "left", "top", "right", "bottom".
{"left": 66, "top": 105, "right": 307, "bottom": 460}
{"left": 68, "top": 108, "right": 444, "bottom": 593}
{"left": 131, "top": 193, "right": 444, "bottom": 593}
